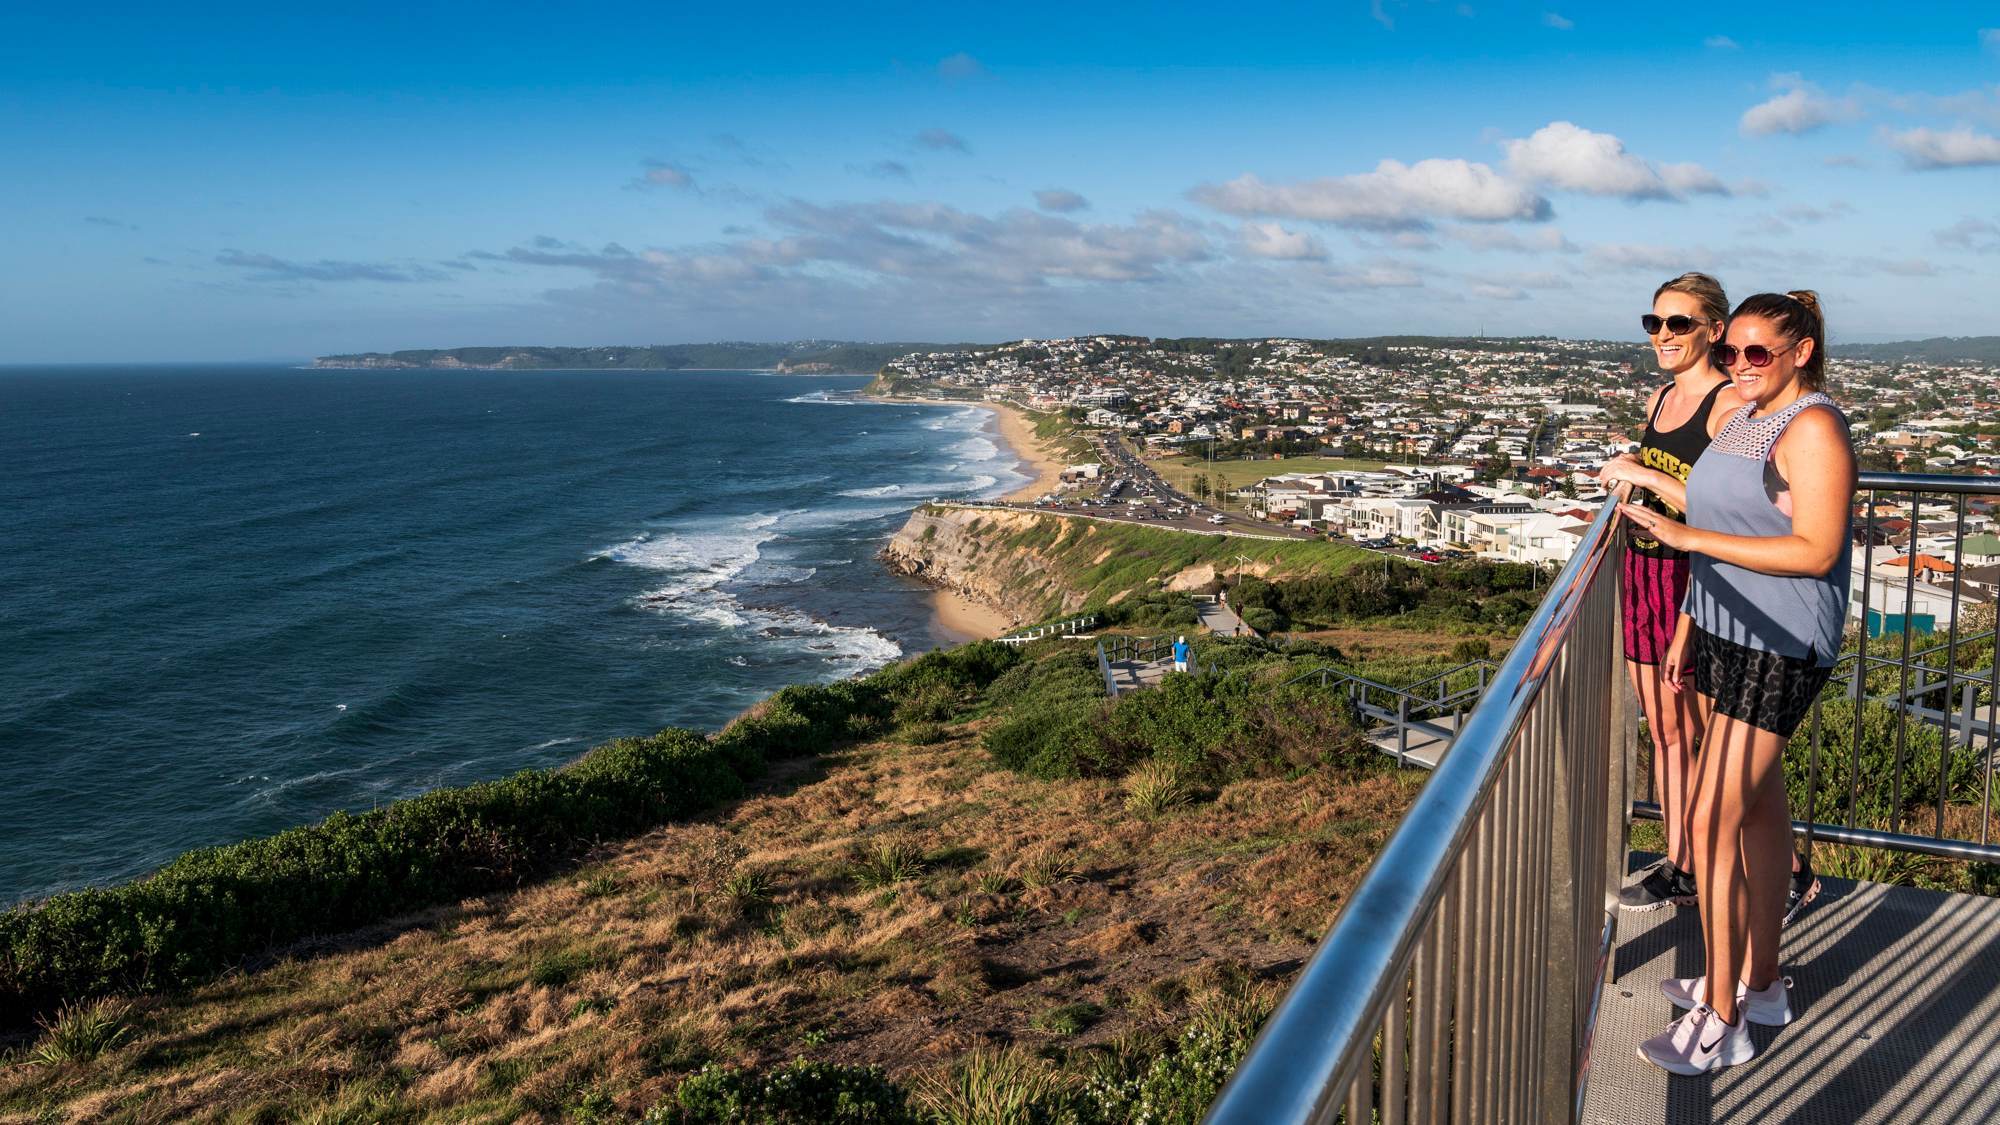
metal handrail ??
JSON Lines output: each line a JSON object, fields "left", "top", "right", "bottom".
{"left": 1208, "top": 468, "right": 2000, "bottom": 1123}
{"left": 1206, "top": 499, "right": 1626, "bottom": 1124}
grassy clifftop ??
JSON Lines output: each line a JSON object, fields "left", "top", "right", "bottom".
{"left": 0, "top": 639, "right": 1422, "bottom": 1123}
{"left": 884, "top": 506, "right": 1369, "bottom": 623}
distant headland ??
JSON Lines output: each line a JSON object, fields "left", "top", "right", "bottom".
{"left": 310, "top": 341, "right": 975, "bottom": 373}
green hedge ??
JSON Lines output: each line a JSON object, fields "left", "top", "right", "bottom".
{"left": 983, "top": 644, "right": 1366, "bottom": 783}
{"left": 0, "top": 643, "right": 1022, "bottom": 1021}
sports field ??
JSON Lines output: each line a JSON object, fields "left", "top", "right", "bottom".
{"left": 1151, "top": 452, "right": 1397, "bottom": 500}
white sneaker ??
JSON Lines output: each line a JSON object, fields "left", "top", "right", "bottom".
{"left": 1638, "top": 1004, "right": 1756, "bottom": 1075}
{"left": 1660, "top": 975, "right": 1794, "bottom": 1026}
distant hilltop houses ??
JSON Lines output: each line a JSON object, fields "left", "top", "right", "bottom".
{"left": 879, "top": 334, "right": 2000, "bottom": 477}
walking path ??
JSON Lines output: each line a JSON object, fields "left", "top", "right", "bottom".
{"left": 1197, "top": 600, "right": 1253, "bottom": 637}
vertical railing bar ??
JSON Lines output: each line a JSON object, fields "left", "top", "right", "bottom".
{"left": 1802, "top": 693, "right": 1825, "bottom": 868}
{"left": 1493, "top": 758, "right": 1520, "bottom": 1122}
{"left": 1345, "top": 1050, "right": 1373, "bottom": 1125}
{"left": 1935, "top": 491, "right": 1969, "bottom": 839}
{"left": 1383, "top": 956, "right": 1408, "bottom": 1125}
{"left": 1888, "top": 489, "right": 1921, "bottom": 832}
{"left": 1849, "top": 490, "right": 1879, "bottom": 827}
{"left": 1426, "top": 871, "right": 1457, "bottom": 1125}
{"left": 1450, "top": 817, "right": 1480, "bottom": 1123}
{"left": 1984, "top": 620, "right": 1999, "bottom": 847}
{"left": 1405, "top": 904, "right": 1433, "bottom": 1125}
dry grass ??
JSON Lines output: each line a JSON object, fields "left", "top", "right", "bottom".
{"left": 0, "top": 728, "right": 1422, "bottom": 1123}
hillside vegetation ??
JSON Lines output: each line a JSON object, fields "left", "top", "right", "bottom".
{"left": 0, "top": 638, "right": 1427, "bottom": 1123}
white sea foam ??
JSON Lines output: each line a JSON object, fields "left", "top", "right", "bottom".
{"left": 839, "top": 483, "right": 904, "bottom": 498}
{"left": 739, "top": 604, "right": 903, "bottom": 670}
{"left": 946, "top": 435, "right": 1000, "bottom": 462}
{"left": 604, "top": 509, "right": 901, "bottom": 675}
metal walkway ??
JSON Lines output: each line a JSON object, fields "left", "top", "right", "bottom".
{"left": 1584, "top": 864, "right": 2000, "bottom": 1125}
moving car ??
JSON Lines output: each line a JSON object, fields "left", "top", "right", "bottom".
{"left": 1208, "top": 514, "right": 1227, "bottom": 525}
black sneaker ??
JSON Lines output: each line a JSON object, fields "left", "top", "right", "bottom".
{"left": 1619, "top": 861, "right": 1696, "bottom": 912}
{"left": 1783, "top": 859, "right": 1821, "bottom": 928}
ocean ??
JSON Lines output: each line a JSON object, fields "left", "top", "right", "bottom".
{"left": 0, "top": 366, "right": 1020, "bottom": 904}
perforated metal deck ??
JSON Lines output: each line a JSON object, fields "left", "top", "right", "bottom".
{"left": 1582, "top": 870, "right": 2000, "bottom": 1124}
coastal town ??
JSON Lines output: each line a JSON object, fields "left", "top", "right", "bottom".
{"left": 877, "top": 335, "right": 2000, "bottom": 623}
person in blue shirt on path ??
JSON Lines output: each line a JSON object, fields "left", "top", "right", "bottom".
{"left": 1172, "top": 635, "right": 1190, "bottom": 673}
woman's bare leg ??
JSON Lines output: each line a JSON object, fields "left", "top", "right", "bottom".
{"left": 1627, "top": 658, "right": 1698, "bottom": 869}
{"left": 1688, "top": 704, "right": 1792, "bottom": 1024}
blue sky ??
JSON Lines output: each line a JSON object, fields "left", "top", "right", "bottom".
{"left": 4, "top": 1, "right": 1998, "bottom": 361}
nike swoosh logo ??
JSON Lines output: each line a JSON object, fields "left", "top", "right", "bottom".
{"left": 1700, "top": 1033, "right": 1724, "bottom": 1052}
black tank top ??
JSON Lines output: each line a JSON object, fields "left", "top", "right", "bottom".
{"left": 1630, "top": 379, "right": 1730, "bottom": 560}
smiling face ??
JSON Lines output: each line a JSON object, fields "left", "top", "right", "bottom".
{"left": 1648, "top": 290, "right": 1721, "bottom": 376}
{"left": 1722, "top": 314, "right": 1814, "bottom": 409}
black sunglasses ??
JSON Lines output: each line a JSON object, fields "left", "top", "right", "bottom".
{"left": 1641, "top": 314, "right": 1711, "bottom": 336}
{"left": 1713, "top": 340, "right": 1795, "bottom": 368}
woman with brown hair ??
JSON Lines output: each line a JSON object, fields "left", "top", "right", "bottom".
{"left": 1597, "top": 273, "right": 1739, "bottom": 913}
{"left": 1621, "top": 291, "right": 1854, "bottom": 1074}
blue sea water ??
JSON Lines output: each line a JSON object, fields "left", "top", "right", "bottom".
{"left": 0, "top": 366, "right": 1020, "bottom": 904}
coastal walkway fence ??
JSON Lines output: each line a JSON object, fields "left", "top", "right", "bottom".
{"left": 1204, "top": 470, "right": 2000, "bottom": 1125}
{"left": 1095, "top": 634, "right": 1219, "bottom": 695}
{"left": 1279, "top": 659, "right": 1499, "bottom": 768}
{"left": 996, "top": 613, "right": 1100, "bottom": 645}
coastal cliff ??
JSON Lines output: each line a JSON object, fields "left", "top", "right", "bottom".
{"left": 882, "top": 505, "right": 1370, "bottom": 625}
{"left": 884, "top": 507, "right": 1085, "bottom": 624}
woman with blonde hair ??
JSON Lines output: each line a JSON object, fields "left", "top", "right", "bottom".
{"left": 1622, "top": 291, "right": 1854, "bottom": 1074}
{"left": 1597, "top": 272, "right": 1739, "bottom": 913}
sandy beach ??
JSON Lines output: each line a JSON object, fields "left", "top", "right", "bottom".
{"left": 986, "top": 402, "right": 1070, "bottom": 502}
{"left": 929, "top": 587, "right": 1017, "bottom": 642}
{"left": 865, "top": 391, "right": 1067, "bottom": 640}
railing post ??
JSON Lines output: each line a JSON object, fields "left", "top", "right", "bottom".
{"left": 1397, "top": 697, "right": 1410, "bottom": 767}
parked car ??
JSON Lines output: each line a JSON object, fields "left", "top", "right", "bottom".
{"left": 1420, "top": 551, "right": 1444, "bottom": 563}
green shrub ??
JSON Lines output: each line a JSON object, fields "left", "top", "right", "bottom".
{"left": 1125, "top": 760, "right": 1197, "bottom": 817}
{"left": 915, "top": 1047, "right": 1079, "bottom": 1125}
{"left": 1238, "top": 606, "right": 1281, "bottom": 634}
{"left": 1078, "top": 992, "right": 1270, "bottom": 1124}
{"left": 650, "top": 1058, "right": 918, "bottom": 1124}
{"left": 1100, "top": 675, "right": 1256, "bottom": 782}
{"left": 985, "top": 705, "right": 1112, "bottom": 780}
{"left": 1787, "top": 698, "right": 1984, "bottom": 827}
{"left": 29, "top": 997, "right": 132, "bottom": 1065}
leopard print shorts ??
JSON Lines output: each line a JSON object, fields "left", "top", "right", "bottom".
{"left": 1692, "top": 627, "right": 1833, "bottom": 738}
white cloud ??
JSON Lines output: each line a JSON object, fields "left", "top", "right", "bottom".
{"left": 1542, "top": 11, "right": 1573, "bottom": 29}
{"left": 1445, "top": 225, "right": 1575, "bottom": 253}
{"left": 1470, "top": 282, "right": 1529, "bottom": 300}
{"left": 1885, "top": 126, "right": 2000, "bottom": 168}
{"left": 914, "top": 128, "right": 969, "bottom": 152}
{"left": 1371, "top": 0, "right": 1394, "bottom": 30}
{"left": 638, "top": 162, "right": 695, "bottom": 189}
{"left": 1034, "top": 188, "right": 1090, "bottom": 213}
{"left": 1189, "top": 160, "right": 1550, "bottom": 229}
{"left": 1982, "top": 28, "right": 2000, "bottom": 55}
{"left": 1585, "top": 242, "right": 1711, "bottom": 273}
{"left": 1823, "top": 153, "right": 1868, "bottom": 168}
{"left": 1739, "top": 74, "right": 1857, "bottom": 136}
{"left": 1238, "top": 222, "right": 1327, "bottom": 260}
{"left": 1934, "top": 216, "right": 2000, "bottom": 250}
{"left": 1705, "top": 35, "right": 1739, "bottom": 49}
{"left": 1502, "top": 122, "right": 1727, "bottom": 200}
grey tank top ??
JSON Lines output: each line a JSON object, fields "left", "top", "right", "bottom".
{"left": 1682, "top": 392, "right": 1850, "bottom": 666}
